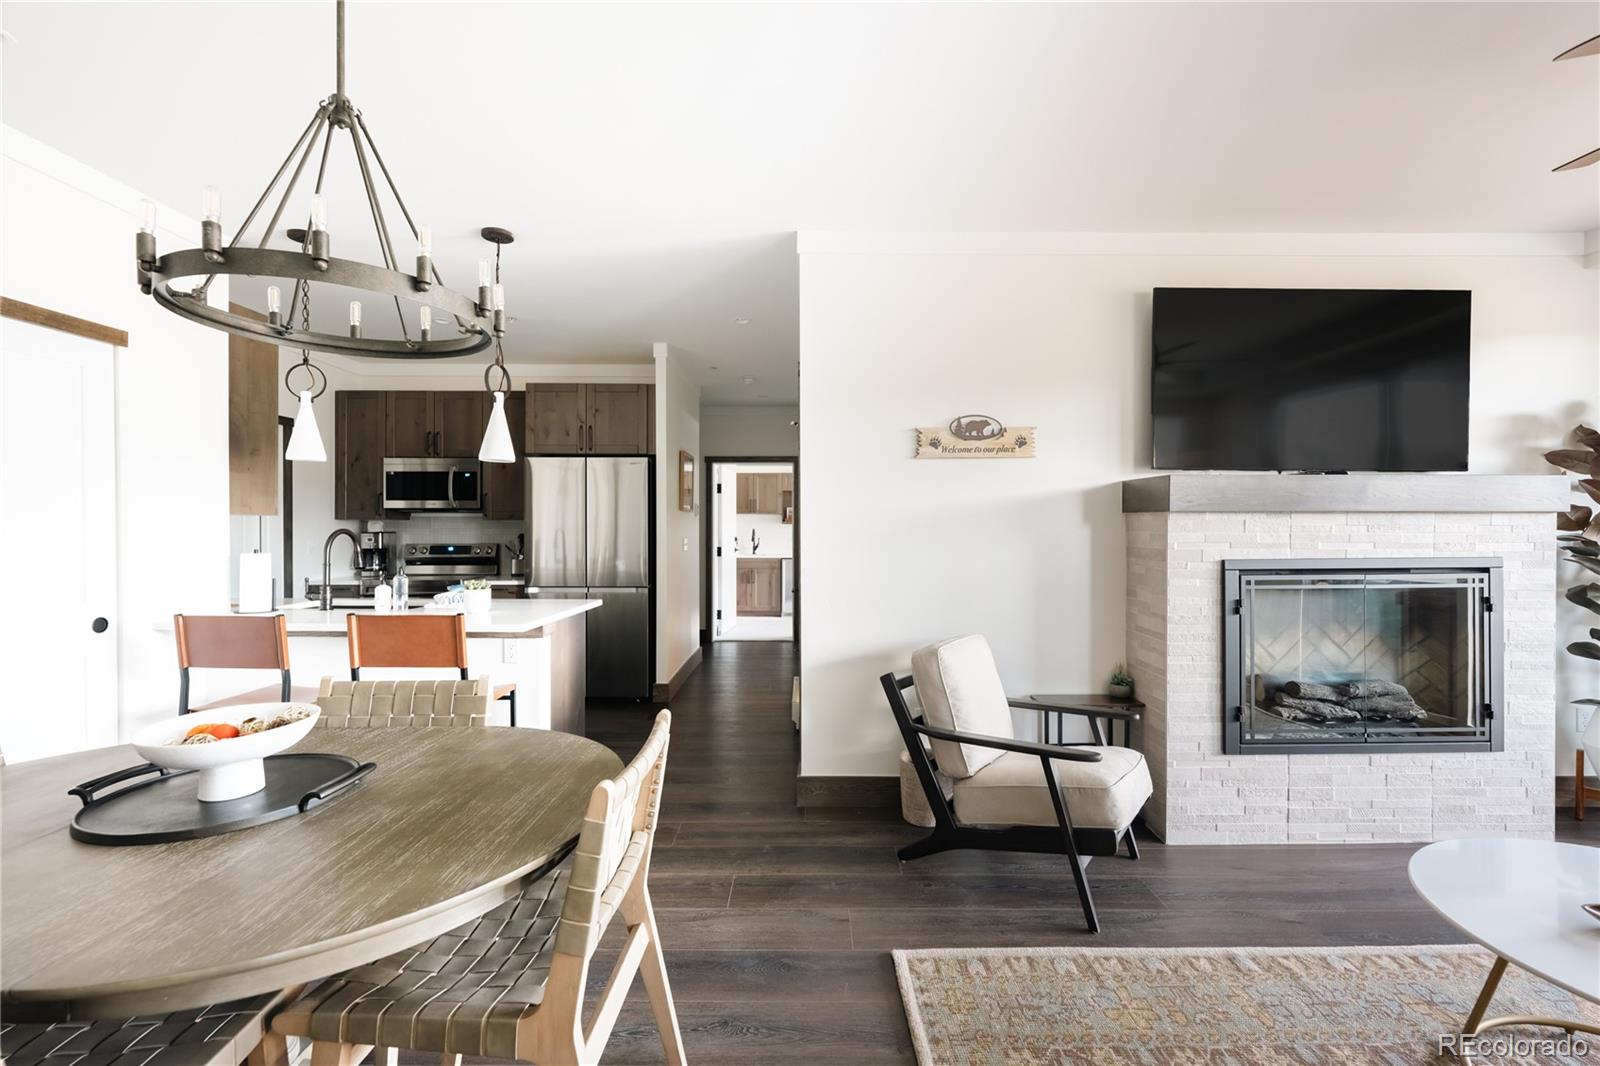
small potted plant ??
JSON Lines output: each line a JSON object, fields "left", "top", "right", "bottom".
{"left": 462, "top": 579, "right": 493, "bottom": 617}
{"left": 1108, "top": 663, "right": 1134, "bottom": 700}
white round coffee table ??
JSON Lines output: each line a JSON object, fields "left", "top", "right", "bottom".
{"left": 1409, "top": 838, "right": 1600, "bottom": 1059}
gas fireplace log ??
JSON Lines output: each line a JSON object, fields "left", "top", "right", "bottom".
{"left": 1345, "top": 696, "right": 1428, "bottom": 722}
{"left": 1272, "top": 693, "right": 1362, "bottom": 723}
{"left": 1337, "top": 680, "right": 1412, "bottom": 700}
{"left": 1283, "top": 680, "right": 1343, "bottom": 702}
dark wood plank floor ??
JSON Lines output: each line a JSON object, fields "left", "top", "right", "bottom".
{"left": 571, "top": 640, "right": 1598, "bottom": 1064}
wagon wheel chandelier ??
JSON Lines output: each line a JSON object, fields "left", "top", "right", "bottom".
{"left": 133, "top": 0, "right": 505, "bottom": 360}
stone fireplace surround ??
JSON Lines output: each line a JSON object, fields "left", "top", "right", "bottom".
{"left": 1123, "top": 473, "right": 1568, "bottom": 845}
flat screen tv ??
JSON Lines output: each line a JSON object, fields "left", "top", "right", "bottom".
{"left": 1151, "top": 288, "right": 1471, "bottom": 472}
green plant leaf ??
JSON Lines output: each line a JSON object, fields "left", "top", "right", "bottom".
{"left": 1582, "top": 480, "right": 1600, "bottom": 507}
{"left": 1545, "top": 448, "right": 1600, "bottom": 475}
{"left": 1573, "top": 698, "right": 1600, "bottom": 706}
{"left": 1574, "top": 425, "right": 1600, "bottom": 450}
{"left": 1566, "top": 584, "right": 1600, "bottom": 614}
{"left": 1592, "top": 627, "right": 1600, "bottom": 641}
{"left": 1569, "top": 642, "right": 1600, "bottom": 660}
{"left": 1563, "top": 538, "right": 1600, "bottom": 557}
{"left": 1569, "top": 556, "right": 1600, "bottom": 577}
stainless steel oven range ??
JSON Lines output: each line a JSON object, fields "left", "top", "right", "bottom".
{"left": 401, "top": 541, "right": 500, "bottom": 594}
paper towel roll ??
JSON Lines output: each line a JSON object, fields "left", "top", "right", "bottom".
{"left": 238, "top": 552, "right": 274, "bottom": 614}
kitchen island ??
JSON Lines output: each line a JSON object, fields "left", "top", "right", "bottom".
{"left": 160, "top": 599, "right": 600, "bottom": 734}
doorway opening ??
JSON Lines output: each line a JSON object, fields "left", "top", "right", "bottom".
{"left": 709, "top": 460, "right": 795, "bottom": 642}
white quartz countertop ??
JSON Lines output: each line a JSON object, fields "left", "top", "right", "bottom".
{"left": 159, "top": 599, "right": 601, "bottom": 637}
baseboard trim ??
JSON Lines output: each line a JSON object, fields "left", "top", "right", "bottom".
{"left": 797, "top": 774, "right": 898, "bottom": 809}
{"left": 651, "top": 645, "right": 704, "bottom": 703}
{"left": 1555, "top": 775, "right": 1600, "bottom": 805}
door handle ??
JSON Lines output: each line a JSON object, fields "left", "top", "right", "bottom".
{"left": 91, "top": 617, "right": 109, "bottom": 634}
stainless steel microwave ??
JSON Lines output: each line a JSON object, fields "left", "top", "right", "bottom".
{"left": 382, "top": 458, "right": 482, "bottom": 512}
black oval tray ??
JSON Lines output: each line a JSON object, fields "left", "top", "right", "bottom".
{"left": 69, "top": 752, "right": 375, "bottom": 845}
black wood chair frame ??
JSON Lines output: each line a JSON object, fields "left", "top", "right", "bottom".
{"left": 881, "top": 671, "right": 1140, "bottom": 933}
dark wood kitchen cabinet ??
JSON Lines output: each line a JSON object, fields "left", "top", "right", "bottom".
{"left": 335, "top": 390, "right": 387, "bottom": 520}
{"left": 526, "top": 383, "right": 586, "bottom": 454}
{"left": 482, "top": 389, "right": 526, "bottom": 520}
{"left": 386, "top": 391, "right": 487, "bottom": 457}
{"left": 588, "top": 384, "right": 652, "bottom": 454}
{"left": 385, "top": 392, "right": 432, "bottom": 456}
{"left": 433, "top": 391, "right": 488, "bottom": 457}
{"left": 526, "top": 382, "right": 653, "bottom": 455}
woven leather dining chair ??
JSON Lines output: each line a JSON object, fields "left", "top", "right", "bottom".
{"left": 0, "top": 990, "right": 293, "bottom": 1066}
{"left": 345, "top": 613, "right": 518, "bottom": 727}
{"left": 273, "top": 710, "right": 684, "bottom": 1066}
{"left": 314, "top": 677, "right": 491, "bottom": 728}
{"left": 174, "top": 614, "right": 319, "bottom": 715}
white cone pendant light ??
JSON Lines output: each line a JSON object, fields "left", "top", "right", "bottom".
{"left": 479, "top": 390, "right": 515, "bottom": 463}
{"left": 286, "top": 390, "right": 327, "bottom": 462}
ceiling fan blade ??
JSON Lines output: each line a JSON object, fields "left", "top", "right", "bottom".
{"left": 1554, "top": 34, "right": 1600, "bottom": 61}
{"left": 1553, "top": 147, "right": 1600, "bottom": 172}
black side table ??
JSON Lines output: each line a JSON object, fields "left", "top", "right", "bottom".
{"left": 1014, "top": 693, "right": 1143, "bottom": 747}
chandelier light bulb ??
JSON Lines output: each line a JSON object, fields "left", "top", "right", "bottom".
{"left": 266, "top": 286, "right": 281, "bottom": 314}
{"left": 285, "top": 390, "right": 326, "bottom": 462}
{"left": 492, "top": 283, "right": 505, "bottom": 312}
{"left": 202, "top": 186, "right": 221, "bottom": 224}
{"left": 310, "top": 193, "right": 328, "bottom": 232}
{"left": 478, "top": 258, "right": 493, "bottom": 288}
{"left": 417, "top": 226, "right": 432, "bottom": 258}
{"left": 478, "top": 391, "right": 516, "bottom": 463}
{"left": 419, "top": 305, "right": 432, "bottom": 339}
{"left": 139, "top": 199, "right": 157, "bottom": 235}
{"left": 349, "top": 301, "right": 362, "bottom": 326}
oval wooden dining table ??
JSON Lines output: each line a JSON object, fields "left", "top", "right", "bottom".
{"left": 1, "top": 727, "right": 622, "bottom": 1021}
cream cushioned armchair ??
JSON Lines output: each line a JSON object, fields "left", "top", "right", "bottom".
{"left": 884, "top": 635, "right": 1153, "bottom": 932}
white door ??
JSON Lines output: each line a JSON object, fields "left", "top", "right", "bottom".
{"left": 0, "top": 317, "right": 119, "bottom": 761}
{"left": 714, "top": 465, "right": 737, "bottom": 637}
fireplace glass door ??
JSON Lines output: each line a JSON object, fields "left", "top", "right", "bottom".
{"left": 1224, "top": 560, "right": 1501, "bottom": 754}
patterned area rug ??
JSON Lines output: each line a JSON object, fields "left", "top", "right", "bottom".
{"left": 894, "top": 944, "right": 1600, "bottom": 1065}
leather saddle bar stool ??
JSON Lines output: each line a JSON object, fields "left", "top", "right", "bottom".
{"left": 345, "top": 613, "right": 517, "bottom": 726}
{"left": 174, "top": 614, "right": 318, "bottom": 715}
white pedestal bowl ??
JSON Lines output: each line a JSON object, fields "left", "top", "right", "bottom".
{"left": 131, "top": 704, "right": 320, "bottom": 802}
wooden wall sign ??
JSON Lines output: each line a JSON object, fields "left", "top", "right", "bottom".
{"left": 914, "top": 415, "right": 1036, "bottom": 459}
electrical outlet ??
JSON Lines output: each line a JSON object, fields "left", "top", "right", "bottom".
{"left": 682, "top": 537, "right": 689, "bottom": 552}
{"left": 503, "top": 638, "right": 520, "bottom": 664}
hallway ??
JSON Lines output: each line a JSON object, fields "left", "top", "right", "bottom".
{"left": 584, "top": 641, "right": 1597, "bottom": 1064}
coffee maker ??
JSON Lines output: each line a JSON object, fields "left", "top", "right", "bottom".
{"left": 357, "top": 531, "right": 397, "bottom": 593}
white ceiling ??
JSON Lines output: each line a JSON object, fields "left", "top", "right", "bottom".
{"left": 5, "top": 1, "right": 1597, "bottom": 404}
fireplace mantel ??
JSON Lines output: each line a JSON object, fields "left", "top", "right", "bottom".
{"left": 1122, "top": 473, "right": 1569, "bottom": 514}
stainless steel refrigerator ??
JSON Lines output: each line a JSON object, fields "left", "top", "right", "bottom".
{"left": 525, "top": 457, "right": 652, "bottom": 698}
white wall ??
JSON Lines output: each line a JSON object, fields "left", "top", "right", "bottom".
{"left": 3, "top": 127, "right": 231, "bottom": 741}
{"left": 797, "top": 233, "right": 1600, "bottom": 778}
{"left": 701, "top": 404, "right": 799, "bottom": 457}
{"left": 654, "top": 343, "right": 702, "bottom": 685}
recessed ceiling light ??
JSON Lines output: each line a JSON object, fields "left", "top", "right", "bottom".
{"left": 733, "top": 317, "right": 750, "bottom": 325}
{"left": 741, "top": 375, "right": 756, "bottom": 385}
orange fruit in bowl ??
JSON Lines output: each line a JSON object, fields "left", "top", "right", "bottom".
{"left": 184, "top": 722, "right": 241, "bottom": 740}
